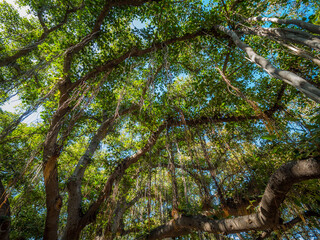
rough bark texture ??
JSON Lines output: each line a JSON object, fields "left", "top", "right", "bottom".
{"left": 145, "top": 157, "right": 320, "bottom": 239}
{"left": 43, "top": 85, "right": 72, "bottom": 240}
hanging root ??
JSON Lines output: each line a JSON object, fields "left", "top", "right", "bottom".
{"left": 215, "top": 67, "right": 275, "bottom": 133}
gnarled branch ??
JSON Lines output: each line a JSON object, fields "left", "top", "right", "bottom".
{"left": 145, "top": 157, "right": 320, "bottom": 239}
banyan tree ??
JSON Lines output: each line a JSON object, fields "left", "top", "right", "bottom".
{"left": 0, "top": 0, "right": 320, "bottom": 239}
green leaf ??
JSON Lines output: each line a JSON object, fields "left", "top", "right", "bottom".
{"left": 261, "top": 135, "right": 277, "bottom": 141}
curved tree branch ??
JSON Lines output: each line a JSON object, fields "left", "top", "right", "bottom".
{"left": 63, "top": 104, "right": 139, "bottom": 238}
{"left": 145, "top": 157, "right": 320, "bottom": 239}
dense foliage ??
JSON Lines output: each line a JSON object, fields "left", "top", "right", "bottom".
{"left": 0, "top": 0, "right": 320, "bottom": 239}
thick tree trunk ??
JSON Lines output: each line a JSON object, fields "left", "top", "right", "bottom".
{"left": 0, "top": 179, "right": 10, "bottom": 240}
{"left": 43, "top": 163, "right": 62, "bottom": 240}
{"left": 43, "top": 96, "right": 71, "bottom": 240}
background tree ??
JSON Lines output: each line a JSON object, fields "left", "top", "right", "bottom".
{"left": 0, "top": 0, "right": 320, "bottom": 239}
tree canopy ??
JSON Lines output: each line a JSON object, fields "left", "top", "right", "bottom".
{"left": 0, "top": 0, "right": 320, "bottom": 239}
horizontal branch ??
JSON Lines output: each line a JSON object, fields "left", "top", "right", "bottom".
{"left": 145, "top": 157, "right": 320, "bottom": 239}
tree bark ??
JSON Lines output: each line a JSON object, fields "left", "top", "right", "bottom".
{"left": 42, "top": 77, "right": 76, "bottom": 240}
{"left": 0, "top": 179, "right": 10, "bottom": 240}
{"left": 145, "top": 157, "right": 320, "bottom": 239}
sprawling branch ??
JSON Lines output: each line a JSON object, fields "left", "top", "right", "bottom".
{"left": 77, "top": 101, "right": 283, "bottom": 234}
{"left": 43, "top": 22, "right": 227, "bottom": 240}
{"left": 145, "top": 157, "right": 320, "bottom": 239}
{"left": 59, "top": 50, "right": 283, "bottom": 238}
{"left": 217, "top": 26, "right": 320, "bottom": 103}
{"left": 82, "top": 122, "right": 167, "bottom": 221}
{"left": 61, "top": 122, "right": 167, "bottom": 240}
